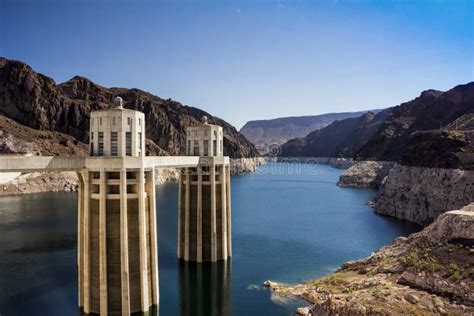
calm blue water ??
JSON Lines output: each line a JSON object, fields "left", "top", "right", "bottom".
{"left": 0, "top": 163, "right": 420, "bottom": 315}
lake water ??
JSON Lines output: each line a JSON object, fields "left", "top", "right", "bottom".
{"left": 0, "top": 163, "right": 420, "bottom": 315}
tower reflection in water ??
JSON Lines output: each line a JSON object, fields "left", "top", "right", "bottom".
{"left": 179, "top": 261, "right": 231, "bottom": 316}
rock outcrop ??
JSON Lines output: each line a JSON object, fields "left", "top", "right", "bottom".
{"left": 337, "top": 161, "right": 394, "bottom": 190}
{"left": 265, "top": 203, "right": 474, "bottom": 315}
{"left": 0, "top": 57, "right": 258, "bottom": 158}
{"left": 0, "top": 172, "right": 79, "bottom": 196}
{"left": 374, "top": 165, "right": 474, "bottom": 225}
{"left": 230, "top": 157, "right": 267, "bottom": 174}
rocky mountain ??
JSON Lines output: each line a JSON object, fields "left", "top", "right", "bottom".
{"left": 0, "top": 57, "right": 258, "bottom": 158}
{"left": 279, "top": 82, "right": 474, "bottom": 161}
{"left": 279, "top": 109, "right": 392, "bottom": 158}
{"left": 240, "top": 110, "right": 377, "bottom": 154}
{"left": 355, "top": 83, "right": 474, "bottom": 161}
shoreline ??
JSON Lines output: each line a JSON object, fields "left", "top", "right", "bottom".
{"left": 264, "top": 203, "right": 474, "bottom": 315}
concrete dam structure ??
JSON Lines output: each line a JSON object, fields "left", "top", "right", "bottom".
{"left": 178, "top": 117, "right": 232, "bottom": 262}
{"left": 0, "top": 97, "right": 232, "bottom": 315}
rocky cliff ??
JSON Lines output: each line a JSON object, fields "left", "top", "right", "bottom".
{"left": 279, "top": 109, "right": 392, "bottom": 158}
{"left": 240, "top": 110, "right": 376, "bottom": 154}
{"left": 278, "top": 82, "right": 474, "bottom": 161}
{"left": 374, "top": 165, "right": 474, "bottom": 225}
{"left": 355, "top": 83, "right": 474, "bottom": 161}
{"left": 339, "top": 115, "right": 474, "bottom": 224}
{"left": 0, "top": 114, "right": 88, "bottom": 156}
{"left": 265, "top": 203, "right": 474, "bottom": 315}
{"left": 0, "top": 57, "right": 258, "bottom": 158}
{"left": 338, "top": 161, "right": 394, "bottom": 190}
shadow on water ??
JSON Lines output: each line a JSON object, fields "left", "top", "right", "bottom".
{"left": 79, "top": 305, "right": 160, "bottom": 316}
{"left": 179, "top": 260, "right": 231, "bottom": 316}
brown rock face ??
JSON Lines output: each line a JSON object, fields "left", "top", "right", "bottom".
{"left": 0, "top": 57, "right": 258, "bottom": 158}
{"left": 0, "top": 114, "right": 87, "bottom": 156}
{"left": 400, "top": 129, "right": 474, "bottom": 170}
{"left": 279, "top": 109, "right": 392, "bottom": 158}
{"left": 355, "top": 83, "right": 474, "bottom": 161}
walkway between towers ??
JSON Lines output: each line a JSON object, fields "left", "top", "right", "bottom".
{"left": 0, "top": 155, "right": 227, "bottom": 172}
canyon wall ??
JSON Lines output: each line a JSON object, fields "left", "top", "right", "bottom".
{"left": 373, "top": 165, "right": 474, "bottom": 225}
{"left": 338, "top": 161, "right": 394, "bottom": 189}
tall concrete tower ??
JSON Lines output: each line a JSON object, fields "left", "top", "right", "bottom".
{"left": 177, "top": 116, "right": 232, "bottom": 262}
{"left": 77, "top": 97, "right": 159, "bottom": 315}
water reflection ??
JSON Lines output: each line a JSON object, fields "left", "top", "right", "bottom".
{"left": 179, "top": 261, "right": 231, "bottom": 316}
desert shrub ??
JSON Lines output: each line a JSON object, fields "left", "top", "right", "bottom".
{"left": 447, "top": 263, "right": 462, "bottom": 281}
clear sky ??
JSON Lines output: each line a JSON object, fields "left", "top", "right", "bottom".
{"left": 1, "top": 0, "right": 473, "bottom": 129}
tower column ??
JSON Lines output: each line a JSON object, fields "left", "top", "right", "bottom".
{"left": 184, "top": 169, "right": 191, "bottom": 261}
{"left": 99, "top": 169, "right": 108, "bottom": 315}
{"left": 210, "top": 163, "right": 217, "bottom": 262}
{"left": 226, "top": 166, "right": 232, "bottom": 257}
{"left": 120, "top": 169, "right": 131, "bottom": 316}
{"left": 177, "top": 170, "right": 183, "bottom": 258}
{"left": 196, "top": 166, "right": 203, "bottom": 262}
{"left": 147, "top": 168, "right": 160, "bottom": 305}
{"left": 220, "top": 165, "right": 228, "bottom": 259}
{"left": 81, "top": 170, "right": 91, "bottom": 313}
{"left": 137, "top": 168, "right": 149, "bottom": 311}
{"left": 77, "top": 172, "right": 83, "bottom": 308}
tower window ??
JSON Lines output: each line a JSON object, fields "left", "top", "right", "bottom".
{"left": 100, "top": 117, "right": 102, "bottom": 125}
{"left": 98, "top": 132, "right": 104, "bottom": 156}
{"left": 193, "top": 140, "right": 200, "bottom": 156}
{"left": 213, "top": 140, "right": 217, "bottom": 156}
{"left": 138, "top": 132, "right": 142, "bottom": 156}
{"left": 127, "top": 117, "right": 132, "bottom": 126}
{"left": 204, "top": 140, "right": 209, "bottom": 156}
{"left": 187, "top": 140, "right": 191, "bottom": 155}
{"left": 220, "top": 139, "right": 223, "bottom": 155}
{"left": 126, "top": 132, "right": 132, "bottom": 156}
{"left": 111, "top": 132, "right": 118, "bottom": 156}
{"left": 112, "top": 117, "right": 116, "bottom": 125}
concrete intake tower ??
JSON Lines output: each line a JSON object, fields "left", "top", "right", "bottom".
{"left": 78, "top": 97, "right": 159, "bottom": 315}
{"left": 0, "top": 97, "right": 233, "bottom": 315}
{"left": 177, "top": 116, "right": 232, "bottom": 262}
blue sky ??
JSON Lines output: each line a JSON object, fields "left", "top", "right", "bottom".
{"left": 1, "top": 0, "right": 473, "bottom": 128}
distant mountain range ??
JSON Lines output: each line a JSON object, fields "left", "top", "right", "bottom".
{"left": 279, "top": 82, "right": 474, "bottom": 166}
{"left": 279, "top": 109, "right": 392, "bottom": 158}
{"left": 0, "top": 57, "right": 258, "bottom": 158}
{"left": 240, "top": 110, "right": 379, "bottom": 154}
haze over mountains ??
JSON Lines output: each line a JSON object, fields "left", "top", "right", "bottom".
{"left": 240, "top": 110, "right": 378, "bottom": 154}
{"left": 0, "top": 57, "right": 258, "bottom": 158}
